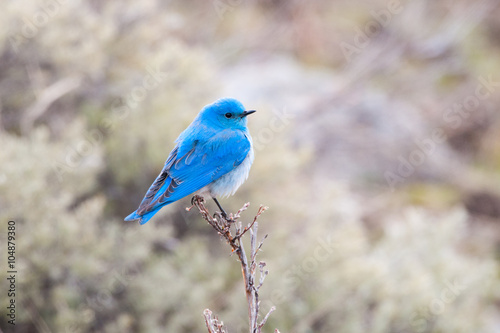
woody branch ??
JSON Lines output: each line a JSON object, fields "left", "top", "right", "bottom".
{"left": 188, "top": 195, "right": 279, "bottom": 333}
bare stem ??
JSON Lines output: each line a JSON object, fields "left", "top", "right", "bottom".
{"left": 189, "top": 196, "right": 276, "bottom": 333}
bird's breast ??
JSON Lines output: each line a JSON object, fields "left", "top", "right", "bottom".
{"left": 205, "top": 146, "right": 254, "bottom": 198}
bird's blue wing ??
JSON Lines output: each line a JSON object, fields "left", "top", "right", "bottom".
{"left": 135, "top": 129, "right": 251, "bottom": 216}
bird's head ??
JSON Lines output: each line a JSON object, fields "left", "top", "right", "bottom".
{"left": 199, "top": 98, "right": 256, "bottom": 130}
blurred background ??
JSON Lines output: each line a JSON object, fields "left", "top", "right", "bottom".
{"left": 1, "top": 0, "right": 500, "bottom": 332}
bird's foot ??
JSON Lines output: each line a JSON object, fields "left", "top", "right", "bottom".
{"left": 187, "top": 195, "right": 205, "bottom": 212}
{"left": 212, "top": 197, "right": 230, "bottom": 221}
{"left": 191, "top": 195, "right": 205, "bottom": 205}
{"left": 214, "top": 211, "right": 233, "bottom": 222}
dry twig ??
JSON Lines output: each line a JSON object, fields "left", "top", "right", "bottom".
{"left": 188, "top": 196, "right": 277, "bottom": 333}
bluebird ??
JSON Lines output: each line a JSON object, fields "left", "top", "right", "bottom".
{"left": 125, "top": 98, "right": 256, "bottom": 225}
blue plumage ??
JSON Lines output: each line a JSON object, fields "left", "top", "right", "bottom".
{"left": 125, "top": 98, "right": 255, "bottom": 225}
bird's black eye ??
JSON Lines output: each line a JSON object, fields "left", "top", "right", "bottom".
{"left": 224, "top": 113, "right": 232, "bottom": 119}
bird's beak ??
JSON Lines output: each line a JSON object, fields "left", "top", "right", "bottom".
{"left": 240, "top": 110, "right": 256, "bottom": 118}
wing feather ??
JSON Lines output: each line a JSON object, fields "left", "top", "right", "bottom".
{"left": 135, "top": 129, "right": 250, "bottom": 215}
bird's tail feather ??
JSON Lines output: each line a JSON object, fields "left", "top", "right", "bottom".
{"left": 124, "top": 209, "right": 159, "bottom": 225}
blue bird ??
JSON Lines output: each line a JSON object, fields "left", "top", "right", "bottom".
{"left": 124, "top": 98, "right": 256, "bottom": 225}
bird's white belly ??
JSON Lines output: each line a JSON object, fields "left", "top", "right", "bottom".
{"left": 197, "top": 147, "right": 254, "bottom": 198}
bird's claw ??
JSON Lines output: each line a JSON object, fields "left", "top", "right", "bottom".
{"left": 213, "top": 211, "right": 230, "bottom": 221}
{"left": 213, "top": 211, "right": 226, "bottom": 219}
{"left": 191, "top": 195, "right": 205, "bottom": 206}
